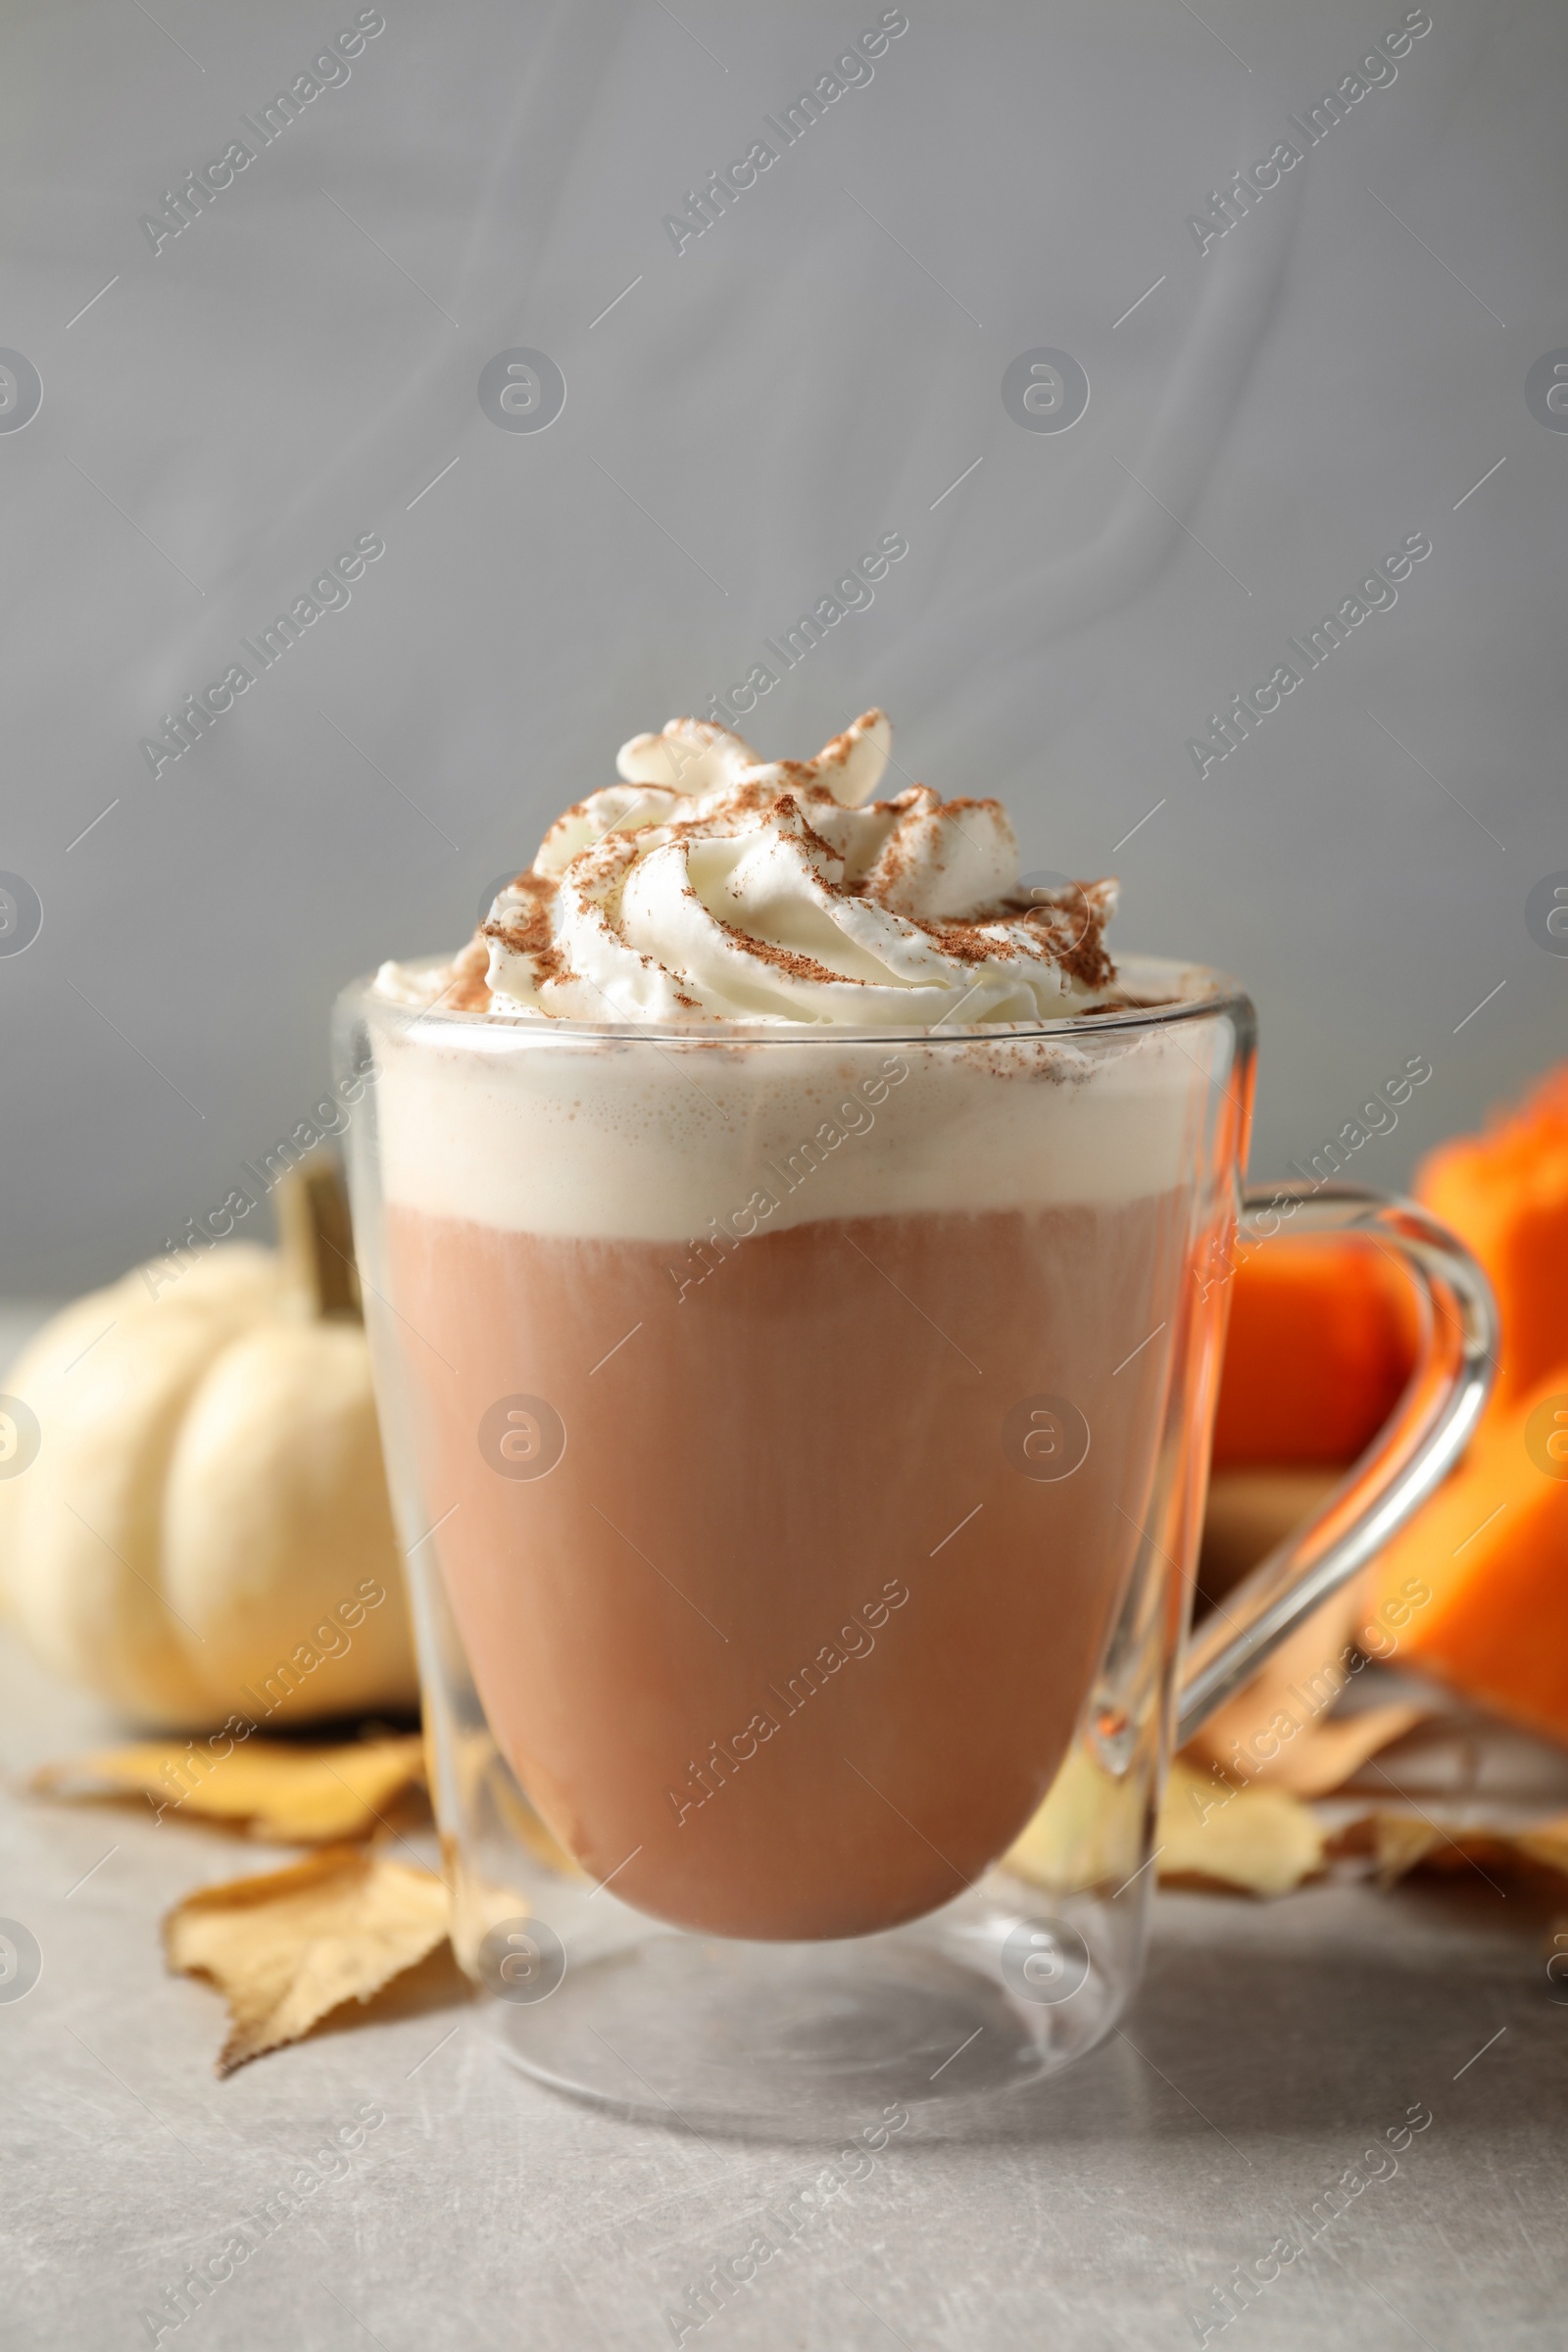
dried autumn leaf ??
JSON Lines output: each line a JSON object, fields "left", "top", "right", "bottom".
{"left": 1155, "top": 1759, "right": 1325, "bottom": 1896}
{"left": 1184, "top": 1585, "right": 1362, "bottom": 1784}
{"left": 165, "top": 1845, "right": 451, "bottom": 2074}
{"left": 1005, "top": 1755, "right": 1324, "bottom": 1900}
{"left": 1003, "top": 1742, "right": 1145, "bottom": 1897}
{"left": 31, "top": 1733, "right": 426, "bottom": 1843}
{"left": 1182, "top": 1551, "right": 1432, "bottom": 1798}
{"left": 1365, "top": 1812, "right": 1448, "bottom": 1886}
{"left": 1516, "top": 1821, "right": 1568, "bottom": 1879}
{"left": 1340, "top": 1809, "right": 1568, "bottom": 1892}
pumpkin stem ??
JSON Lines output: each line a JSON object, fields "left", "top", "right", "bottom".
{"left": 274, "top": 1154, "right": 362, "bottom": 1321}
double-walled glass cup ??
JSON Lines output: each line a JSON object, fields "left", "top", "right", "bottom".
{"left": 335, "top": 956, "right": 1493, "bottom": 2136}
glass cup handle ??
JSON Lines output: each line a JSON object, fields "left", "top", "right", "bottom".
{"left": 1175, "top": 1179, "right": 1498, "bottom": 1748}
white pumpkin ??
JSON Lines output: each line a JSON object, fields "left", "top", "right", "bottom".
{"left": 0, "top": 1171, "right": 418, "bottom": 1729}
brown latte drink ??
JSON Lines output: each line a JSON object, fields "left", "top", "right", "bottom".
{"left": 371, "top": 710, "right": 1211, "bottom": 1940}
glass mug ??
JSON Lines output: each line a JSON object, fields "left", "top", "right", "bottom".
{"left": 334, "top": 956, "right": 1493, "bottom": 2136}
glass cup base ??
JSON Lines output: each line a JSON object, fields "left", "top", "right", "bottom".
{"left": 480, "top": 1883, "right": 1126, "bottom": 2142}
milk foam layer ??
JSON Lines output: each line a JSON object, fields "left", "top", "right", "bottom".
{"left": 364, "top": 962, "right": 1227, "bottom": 1244}
{"left": 375, "top": 710, "right": 1119, "bottom": 1029}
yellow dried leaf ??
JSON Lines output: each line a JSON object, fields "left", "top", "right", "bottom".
{"left": 165, "top": 1845, "right": 451, "bottom": 2074}
{"left": 1156, "top": 1759, "right": 1325, "bottom": 1895}
{"left": 1183, "top": 1584, "right": 1365, "bottom": 1786}
{"left": 1367, "top": 1812, "right": 1446, "bottom": 1886}
{"left": 1000, "top": 1742, "right": 1146, "bottom": 1897}
{"left": 1005, "top": 1756, "right": 1325, "bottom": 1900}
{"left": 1181, "top": 1553, "right": 1433, "bottom": 1799}
{"left": 1515, "top": 1821, "right": 1568, "bottom": 1880}
{"left": 31, "top": 1734, "right": 425, "bottom": 1843}
{"left": 1345, "top": 1809, "right": 1568, "bottom": 1891}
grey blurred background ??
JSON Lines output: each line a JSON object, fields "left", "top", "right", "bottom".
{"left": 2, "top": 0, "right": 1562, "bottom": 1296}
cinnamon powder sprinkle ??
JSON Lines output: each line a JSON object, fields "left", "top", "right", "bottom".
{"left": 482, "top": 871, "right": 565, "bottom": 989}
{"left": 910, "top": 917, "right": 1018, "bottom": 966}
{"left": 712, "top": 916, "right": 861, "bottom": 987}
{"left": 444, "top": 934, "right": 494, "bottom": 1012}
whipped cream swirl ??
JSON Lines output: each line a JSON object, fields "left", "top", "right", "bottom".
{"left": 382, "top": 710, "right": 1118, "bottom": 1027}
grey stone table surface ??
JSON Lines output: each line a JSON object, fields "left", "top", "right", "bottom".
{"left": 4, "top": 1305, "right": 1567, "bottom": 2352}
{"left": 5, "top": 1634, "right": 1568, "bottom": 2352}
